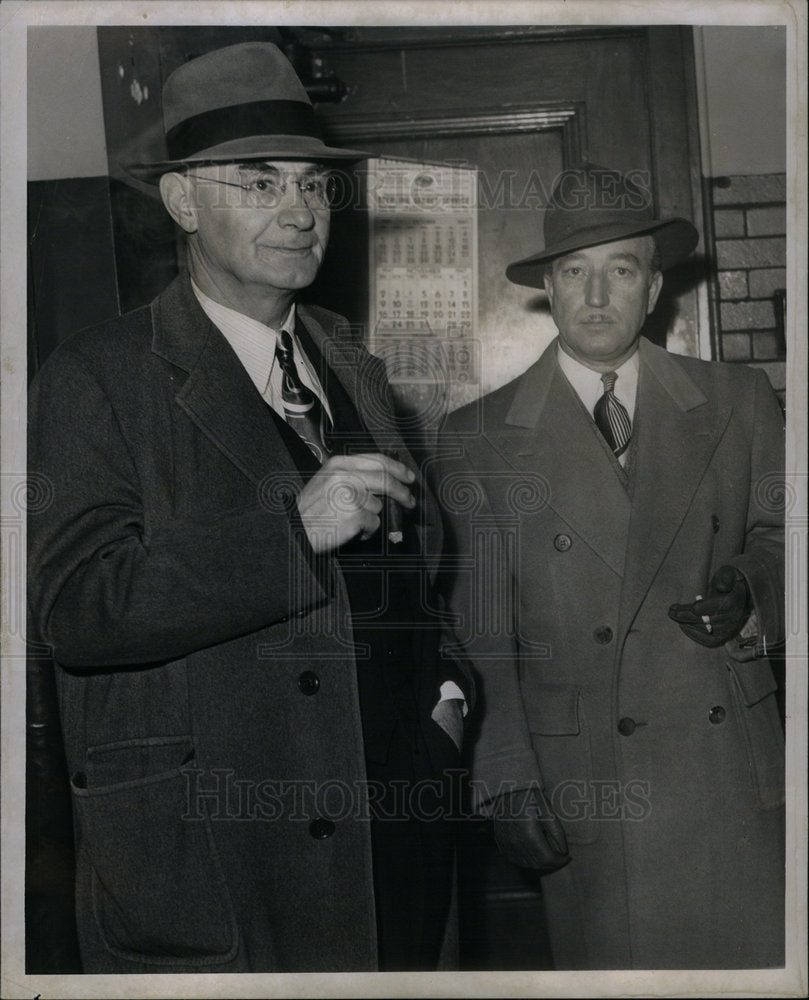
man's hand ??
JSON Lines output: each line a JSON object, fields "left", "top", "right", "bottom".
{"left": 668, "top": 565, "right": 752, "bottom": 648}
{"left": 296, "top": 453, "right": 416, "bottom": 553}
{"left": 491, "top": 787, "right": 571, "bottom": 874}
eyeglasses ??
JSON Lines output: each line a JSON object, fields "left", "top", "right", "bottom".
{"left": 187, "top": 170, "right": 337, "bottom": 210}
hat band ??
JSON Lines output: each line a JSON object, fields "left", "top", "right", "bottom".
{"left": 166, "top": 99, "right": 322, "bottom": 160}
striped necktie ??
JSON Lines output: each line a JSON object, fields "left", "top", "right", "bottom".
{"left": 275, "top": 330, "right": 332, "bottom": 463}
{"left": 594, "top": 371, "right": 631, "bottom": 458}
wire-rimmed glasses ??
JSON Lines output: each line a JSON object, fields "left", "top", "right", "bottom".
{"left": 186, "top": 168, "right": 337, "bottom": 210}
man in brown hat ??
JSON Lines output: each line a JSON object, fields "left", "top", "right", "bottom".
{"left": 436, "top": 164, "right": 785, "bottom": 968}
{"left": 28, "top": 42, "right": 469, "bottom": 974}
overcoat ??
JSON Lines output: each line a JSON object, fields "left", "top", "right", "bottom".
{"left": 436, "top": 336, "right": 785, "bottom": 969}
{"left": 27, "top": 276, "right": 459, "bottom": 973}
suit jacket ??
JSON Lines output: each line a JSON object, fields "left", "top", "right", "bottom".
{"left": 436, "top": 337, "right": 785, "bottom": 968}
{"left": 27, "top": 275, "right": 465, "bottom": 973}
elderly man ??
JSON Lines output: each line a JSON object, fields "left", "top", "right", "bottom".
{"left": 437, "top": 164, "right": 785, "bottom": 968}
{"left": 28, "top": 42, "right": 469, "bottom": 974}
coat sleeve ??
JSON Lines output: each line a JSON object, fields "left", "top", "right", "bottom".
{"left": 728, "top": 368, "right": 786, "bottom": 654}
{"left": 28, "top": 349, "right": 328, "bottom": 670}
{"left": 432, "top": 424, "right": 544, "bottom": 813}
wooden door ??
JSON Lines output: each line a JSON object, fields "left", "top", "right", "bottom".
{"left": 316, "top": 27, "right": 706, "bottom": 406}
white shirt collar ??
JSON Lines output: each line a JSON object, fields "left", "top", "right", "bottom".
{"left": 190, "top": 279, "right": 295, "bottom": 396}
{"left": 556, "top": 341, "right": 640, "bottom": 420}
{"left": 190, "top": 280, "right": 331, "bottom": 422}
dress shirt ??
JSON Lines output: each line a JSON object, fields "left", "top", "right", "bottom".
{"left": 191, "top": 281, "right": 333, "bottom": 424}
{"left": 557, "top": 344, "right": 639, "bottom": 466}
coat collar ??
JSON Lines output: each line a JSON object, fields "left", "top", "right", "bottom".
{"left": 504, "top": 338, "right": 559, "bottom": 429}
{"left": 504, "top": 336, "right": 708, "bottom": 429}
{"left": 151, "top": 276, "right": 297, "bottom": 487}
{"left": 492, "top": 336, "right": 729, "bottom": 589}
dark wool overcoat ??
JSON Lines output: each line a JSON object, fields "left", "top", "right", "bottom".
{"left": 436, "top": 337, "right": 785, "bottom": 969}
{"left": 28, "top": 276, "right": 462, "bottom": 973}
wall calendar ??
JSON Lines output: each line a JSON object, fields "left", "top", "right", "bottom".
{"left": 365, "top": 157, "right": 479, "bottom": 423}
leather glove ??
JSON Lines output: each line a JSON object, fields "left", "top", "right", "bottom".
{"left": 491, "top": 786, "right": 571, "bottom": 874}
{"left": 668, "top": 565, "right": 752, "bottom": 648}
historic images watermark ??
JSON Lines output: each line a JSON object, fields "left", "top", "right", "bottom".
{"left": 181, "top": 770, "right": 652, "bottom": 825}
{"left": 188, "top": 163, "right": 656, "bottom": 216}
{"left": 1, "top": 471, "right": 54, "bottom": 662}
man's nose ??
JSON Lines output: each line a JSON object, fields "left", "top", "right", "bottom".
{"left": 276, "top": 183, "right": 316, "bottom": 227}
{"left": 585, "top": 270, "right": 609, "bottom": 308}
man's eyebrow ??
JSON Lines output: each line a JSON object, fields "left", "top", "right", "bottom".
{"left": 557, "top": 251, "right": 643, "bottom": 263}
{"left": 237, "top": 162, "right": 280, "bottom": 174}
{"left": 236, "top": 162, "right": 326, "bottom": 175}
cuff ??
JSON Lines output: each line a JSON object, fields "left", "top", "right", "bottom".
{"left": 438, "top": 680, "right": 468, "bottom": 716}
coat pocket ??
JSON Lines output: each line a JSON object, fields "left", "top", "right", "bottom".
{"left": 725, "top": 657, "right": 785, "bottom": 811}
{"left": 521, "top": 684, "right": 597, "bottom": 845}
{"left": 71, "top": 736, "right": 238, "bottom": 966}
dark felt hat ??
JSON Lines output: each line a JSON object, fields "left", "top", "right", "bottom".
{"left": 506, "top": 163, "right": 699, "bottom": 288}
{"left": 125, "top": 42, "right": 369, "bottom": 183}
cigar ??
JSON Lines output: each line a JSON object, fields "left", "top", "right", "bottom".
{"left": 386, "top": 449, "right": 404, "bottom": 545}
{"left": 387, "top": 497, "right": 404, "bottom": 545}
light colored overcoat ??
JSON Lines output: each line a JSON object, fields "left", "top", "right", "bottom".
{"left": 437, "top": 336, "right": 785, "bottom": 968}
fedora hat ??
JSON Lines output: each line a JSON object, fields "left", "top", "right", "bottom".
{"left": 125, "top": 42, "right": 369, "bottom": 183}
{"left": 506, "top": 163, "right": 699, "bottom": 288}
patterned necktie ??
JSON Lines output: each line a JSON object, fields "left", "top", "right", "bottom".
{"left": 275, "top": 330, "right": 332, "bottom": 463}
{"left": 594, "top": 371, "right": 631, "bottom": 458}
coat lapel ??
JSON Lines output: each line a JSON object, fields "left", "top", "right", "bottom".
{"left": 617, "top": 339, "right": 732, "bottom": 632}
{"left": 299, "top": 306, "right": 446, "bottom": 580}
{"left": 492, "top": 340, "right": 631, "bottom": 577}
{"left": 151, "top": 278, "right": 301, "bottom": 487}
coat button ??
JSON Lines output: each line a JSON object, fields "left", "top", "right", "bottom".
{"left": 298, "top": 671, "right": 320, "bottom": 695}
{"left": 594, "top": 626, "right": 613, "bottom": 644}
{"left": 554, "top": 534, "right": 572, "bottom": 552}
{"left": 617, "top": 717, "right": 636, "bottom": 736}
{"left": 309, "top": 817, "right": 335, "bottom": 839}
{"left": 712, "top": 515, "right": 720, "bottom": 533}
{"left": 709, "top": 705, "right": 726, "bottom": 724}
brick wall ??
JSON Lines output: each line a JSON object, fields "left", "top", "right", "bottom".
{"left": 709, "top": 174, "right": 787, "bottom": 400}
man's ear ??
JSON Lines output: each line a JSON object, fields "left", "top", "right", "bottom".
{"left": 543, "top": 269, "right": 554, "bottom": 306}
{"left": 646, "top": 270, "right": 663, "bottom": 314}
{"left": 159, "top": 172, "right": 198, "bottom": 234}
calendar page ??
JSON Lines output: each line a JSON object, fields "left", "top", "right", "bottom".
{"left": 365, "top": 157, "right": 478, "bottom": 425}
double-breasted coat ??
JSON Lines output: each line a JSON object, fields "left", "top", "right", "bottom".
{"left": 436, "top": 336, "right": 785, "bottom": 969}
{"left": 27, "top": 276, "right": 461, "bottom": 973}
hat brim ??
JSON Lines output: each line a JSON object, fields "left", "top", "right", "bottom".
{"left": 124, "top": 132, "right": 371, "bottom": 186}
{"left": 506, "top": 217, "right": 699, "bottom": 288}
